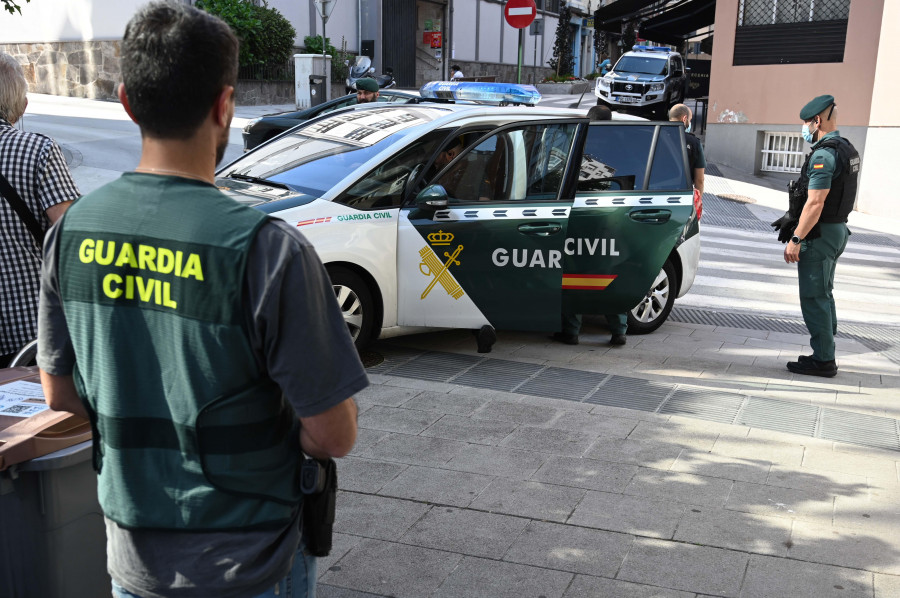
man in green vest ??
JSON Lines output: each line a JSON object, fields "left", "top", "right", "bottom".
{"left": 778, "top": 94, "right": 859, "bottom": 378}
{"left": 36, "top": 3, "right": 366, "bottom": 597}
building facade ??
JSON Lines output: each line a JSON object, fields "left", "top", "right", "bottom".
{"left": 705, "top": 0, "right": 898, "bottom": 217}
{"left": 0, "top": 0, "right": 603, "bottom": 100}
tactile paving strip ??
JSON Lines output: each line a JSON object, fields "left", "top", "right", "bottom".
{"left": 372, "top": 349, "right": 900, "bottom": 452}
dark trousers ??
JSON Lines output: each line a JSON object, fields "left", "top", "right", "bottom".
{"left": 561, "top": 312, "right": 628, "bottom": 337}
{"left": 798, "top": 222, "right": 850, "bottom": 361}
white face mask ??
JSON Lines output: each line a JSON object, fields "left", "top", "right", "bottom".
{"left": 685, "top": 120, "right": 692, "bottom": 134}
{"left": 801, "top": 119, "right": 819, "bottom": 144}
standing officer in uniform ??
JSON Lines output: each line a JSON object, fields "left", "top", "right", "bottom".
{"left": 37, "top": 3, "right": 366, "bottom": 597}
{"left": 774, "top": 95, "right": 859, "bottom": 377}
{"left": 669, "top": 103, "right": 705, "bottom": 197}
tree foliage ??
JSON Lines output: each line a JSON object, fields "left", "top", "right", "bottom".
{"left": 548, "top": 2, "right": 575, "bottom": 77}
{"left": 3, "top": 0, "right": 30, "bottom": 16}
{"left": 196, "top": 0, "right": 296, "bottom": 68}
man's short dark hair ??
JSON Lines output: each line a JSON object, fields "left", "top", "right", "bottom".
{"left": 587, "top": 105, "right": 612, "bottom": 121}
{"left": 121, "top": 2, "right": 239, "bottom": 139}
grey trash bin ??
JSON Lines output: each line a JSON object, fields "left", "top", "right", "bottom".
{"left": 0, "top": 441, "right": 110, "bottom": 598}
{"left": 309, "top": 75, "right": 326, "bottom": 107}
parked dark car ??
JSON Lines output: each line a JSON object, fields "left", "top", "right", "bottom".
{"left": 242, "top": 89, "right": 418, "bottom": 151}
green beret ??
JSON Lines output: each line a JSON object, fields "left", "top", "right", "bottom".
{"left": 799, "top": 95, "right": 834, "bottom": 120}
{"left": 356, "top": 78, "right": 379, "bottom": 92}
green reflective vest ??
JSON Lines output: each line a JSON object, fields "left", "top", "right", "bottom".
{"left": 57, "top": 174, "right": 302, "bottom": 530}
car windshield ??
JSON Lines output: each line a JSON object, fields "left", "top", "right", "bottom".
{"left": 222, "top": 107, "right": 442, "bottom": 197}
{"left": 613, "top": 55, "right": 668, "bottom": 76}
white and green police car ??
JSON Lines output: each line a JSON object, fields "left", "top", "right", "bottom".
{"left": 217, "top": 82, "right": 701, "bottom": 351}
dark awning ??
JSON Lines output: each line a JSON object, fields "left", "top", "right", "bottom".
{"left": 638, "top": 0, "right": 716, "bottom": 44}
{"left": 593, "top": 0, "right": 663, "bottom": 33}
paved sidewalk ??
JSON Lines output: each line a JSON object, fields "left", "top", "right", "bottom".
{"left": 320, "top": 315, "right": 900, "bottom": 598}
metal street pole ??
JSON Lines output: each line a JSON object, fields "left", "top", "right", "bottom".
{"left": 517, "top": 28, "right": 524, "bottom": 84}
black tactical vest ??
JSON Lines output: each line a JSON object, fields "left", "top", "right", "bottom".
{"left": 793, "top": 136, "right": 860, "bottom": 224}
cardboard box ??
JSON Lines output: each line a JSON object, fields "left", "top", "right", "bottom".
{"left": 0, "top": 367, "right": 91, "bottom": 471}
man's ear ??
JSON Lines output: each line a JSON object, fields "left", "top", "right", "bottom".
{"left": 118, "top": 83, "right": 139, "bottom": 124}
{"left": 213, "top": 85, "right": 235, "bottom": 128}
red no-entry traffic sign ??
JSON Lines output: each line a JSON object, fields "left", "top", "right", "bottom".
{"left": 504, "top": 0, "right": 536, "bottom": 29}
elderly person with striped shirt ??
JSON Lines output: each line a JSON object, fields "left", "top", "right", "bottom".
{"left": 0, "top": 52, "right": 80, "bottom": 366}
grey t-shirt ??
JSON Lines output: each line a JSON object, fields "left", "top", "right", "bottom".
{"left": 38, "top": 195, "right": 368, "bottom": 598}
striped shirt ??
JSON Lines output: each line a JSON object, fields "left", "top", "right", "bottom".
{"left": 1, "top": 117, "right": 80, "bottom": 355}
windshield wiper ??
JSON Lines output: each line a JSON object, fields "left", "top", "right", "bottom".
{"left": 226, "top": 173, "right": 290, "bottom": 190}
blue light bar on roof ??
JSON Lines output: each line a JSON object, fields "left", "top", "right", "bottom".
{"left": 419, "top": 81, "right": 542, "bottom": 106}
{"left": 632, "top": 45, "right": 671, "bottom": 52}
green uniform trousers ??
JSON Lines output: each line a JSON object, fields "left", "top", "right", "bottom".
{"left": 798, "top": 222, "right": 850, "bottom": 361}
{"left": 561, "top": 312, "right": 628, "bottom": 337}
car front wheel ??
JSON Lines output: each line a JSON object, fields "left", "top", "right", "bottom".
{"left": 328, "top": 266, "right": 375, "bottom": 350}
{"left": 627, "top": 259, "right": 677, "bottom": 334}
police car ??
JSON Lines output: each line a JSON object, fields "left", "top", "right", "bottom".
{"left": 594, "top": 46, "right": 688, "bottom": 119}
{"left": 217, "top": 82, "right": 701, "bottom": 351}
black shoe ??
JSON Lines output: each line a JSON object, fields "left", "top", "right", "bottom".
{"left": 550, "top": 332, "right": 579, "bottom": 345}
{"left": 609, "top": 334, "right": 627, "bottom": 346}
{"left": 787, "top": 358, "right": 837, "bottom": 378}
{"left": 798, "top": 354, "right": 839, "bottom": 371}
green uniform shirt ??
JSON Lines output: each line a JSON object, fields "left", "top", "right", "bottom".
{"left": 807, "top": 130, "right": 841, "bottom": 190}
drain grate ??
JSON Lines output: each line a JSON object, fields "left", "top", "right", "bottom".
{"left": 370, "top": 348, "right": 900, "bottom": 452}
{"left": 658, "top": 388, "right": 745, "bottom": 424}
{"left": 818, "top": 409, "right": 900, "bottom": 451}
{"left": 586, "top": 375, "right": 671, "bottom": 411}
{"left": 389, "top": 351, "right": 482, "bottom": 382}
{"left": 452, "top": 358, "right": 541, "bottom": 392}
{"left": 516, "top": 367, "right": 606, "bottom": 402}
{"left": 736, "top": 396, "right": 820, "bottom": 437}
{"left": 670, "top": 307, "right": 900, "bottom": 367}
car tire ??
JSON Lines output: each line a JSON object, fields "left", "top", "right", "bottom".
{"left": 627, "top": 259, "right": 677, "bottom": 335}
{"left": 328, "top": 266, "right": 375, "bottom": 350}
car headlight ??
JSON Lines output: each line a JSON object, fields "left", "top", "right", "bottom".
{"left": 649, "top": 83, "right": 664, "bottom": 92}
{"left": 597, "top": 77, "right": 610, "bottom": 88}
{"left": 243, "top": 117, "right": 261, "bottom": 133}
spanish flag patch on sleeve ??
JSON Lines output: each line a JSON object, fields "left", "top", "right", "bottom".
{"left": 813, "top": 163, "right": 825, "bottom": 169}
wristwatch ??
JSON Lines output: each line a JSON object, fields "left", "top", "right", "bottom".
{"left": 790, "top": 235, "right": 803, "bottom": 245}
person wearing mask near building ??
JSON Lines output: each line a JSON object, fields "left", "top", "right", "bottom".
{"left": 355, "top": 77, "right": 380, "bottom": 103}
{"left": 37, "top": 3, "right": 366, "bottom": 597}
{"left": 773, "top": 95, "right": 858, "bottom": 378}
{"left": 0, "top": 52, "right": 80, "bottom": 367}
{"left": 553, "top": 103, "right": 628, "bottom": 346}
{"left": 451, "top": 65, "right": 464, "bottom": 80}
{"left": 668, "top": 103, "right": 705, "bottom": 197}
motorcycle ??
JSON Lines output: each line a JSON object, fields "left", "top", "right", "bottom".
{"left": 345, "top": 55, "right": 396, "bottom": 93}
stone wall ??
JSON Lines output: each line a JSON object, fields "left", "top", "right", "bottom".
{"left": 449, "top": 60, "right": 555, "bottom": 86}
{"left": 234, "top": 80, "right": 295, "bottom": 106}
{"left": 0, "top": 41, "right": 121, "bottom": 100}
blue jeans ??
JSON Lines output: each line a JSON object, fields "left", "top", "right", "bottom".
{"left": 111, "top": 547, "right": 317, "bottom": 598}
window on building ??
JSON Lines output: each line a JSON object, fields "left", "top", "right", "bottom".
{"left": 734, "top": 0, "right": 850, "bottom": 65}
{"left": 536, "top": 0, "right": 561, "bottom": 14}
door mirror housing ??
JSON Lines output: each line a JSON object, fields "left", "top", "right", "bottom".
{"left": 416, "top": 185, "right": 449, "bottom": 210}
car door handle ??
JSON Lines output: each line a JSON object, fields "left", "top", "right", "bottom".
{"left": 518, "top": 223, "right": 562, "bottom": 236}
{"left": 629, "top": 209, "right": 671, "bottom": 224}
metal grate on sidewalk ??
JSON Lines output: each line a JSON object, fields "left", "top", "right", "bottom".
{"left": 371, "top": 349, "right": 900, "bottom": 452}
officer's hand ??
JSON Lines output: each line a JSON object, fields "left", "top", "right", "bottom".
{"left": 784, "top": 241, "right": 801, "bottom": 264}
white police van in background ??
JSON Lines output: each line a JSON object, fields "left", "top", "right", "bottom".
{"left": 217, "top": 82, "right": 702, "bottom": 351}
{"left": 594, "top": 46, "right": 689, "bottom": 120}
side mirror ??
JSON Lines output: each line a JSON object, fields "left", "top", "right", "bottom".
{"left": 416, "top": 185, "right": 449, "bottom": 211}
